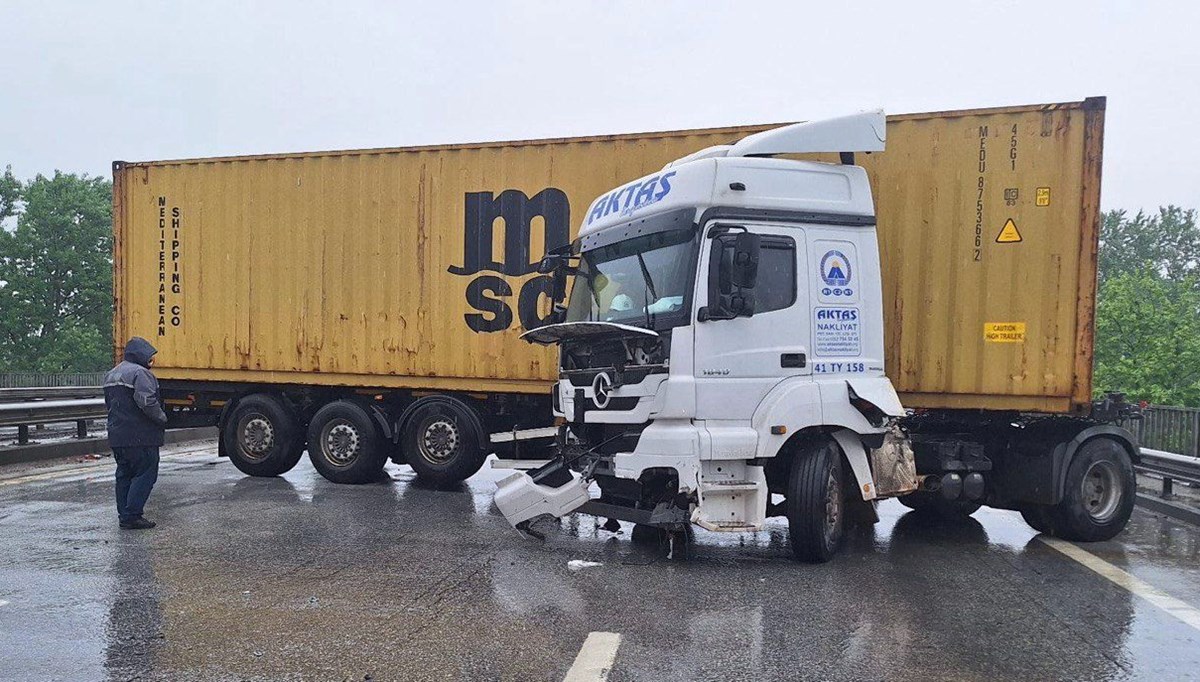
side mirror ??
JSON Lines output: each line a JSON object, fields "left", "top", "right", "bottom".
{"left": 730, "top": 232, "right": 760, "bottom": 289}
{"left": 700, "top": 230, "right": 760, "bottom": 322}
{"left": 551, "top": 268, "right": 567, "bottom": 302}
{"left": 728, "top": 291, "right": 755, "bottom": 316}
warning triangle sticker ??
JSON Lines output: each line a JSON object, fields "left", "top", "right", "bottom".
{"left": 996, "top": 218, "right": 1022, "bottom": 243}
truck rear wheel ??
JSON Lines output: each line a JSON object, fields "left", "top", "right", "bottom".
{"left": 1048, "top": 438, "right": 1135, "bottom": 542}
{"left": 402, "top": 399, "right": 487, "bottom": 486}
{"left": 223, "top": 394, "right": 304, "bottom": 477}
{"left": 787, "top": 439, "right": 846, "bottom": 563}
{"left": 306, "top": 401, "right": 388, "bottom": 484}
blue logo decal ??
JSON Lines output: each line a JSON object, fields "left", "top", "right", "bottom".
{"left": 587, "top": 171, "right": 676, "bottom": 225}
{"left": 820, "top": 250, "right": 852, "bottom": 290}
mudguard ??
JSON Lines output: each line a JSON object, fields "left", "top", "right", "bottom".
{"left": 831, "top": 429, "right": 877, "bottom": 501}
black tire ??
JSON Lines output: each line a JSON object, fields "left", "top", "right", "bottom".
{"left": 787, "top": 440, "right": 846, "bottom": 563}
{"left": 899, "top": 492, "right": 982, "bottom": 518}
{"left": 402, "top": 400, "right": 487, "bottom": 486}
{"left": 306, "top": 400, "right": 389, "bottom": 484}
{"left": 630, "top": 523, "right": 662, "bottom": 544}
{"left": 222, "top": 394, "right": 304, "bottom": 477}
{"left": 1047, "top": 438, "right": 1135, "bottom": 542}
{"left": 1019, "top": 504, "right": 1057, "bottom": 535}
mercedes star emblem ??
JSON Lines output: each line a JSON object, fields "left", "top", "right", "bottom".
{"left": 592, "top": 372, "right": 612, "bottom": 409}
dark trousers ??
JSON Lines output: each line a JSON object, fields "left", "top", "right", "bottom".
{"left": 113, "top": 446, "right": 159, "bottom": 522}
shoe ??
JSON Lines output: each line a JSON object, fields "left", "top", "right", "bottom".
{"left": 119, "top": 517, "right": 156, "bottom": 530}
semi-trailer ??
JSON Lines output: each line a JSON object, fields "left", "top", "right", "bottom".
{"left": 115, "top": 100, "right": 1137, "bottom": 549}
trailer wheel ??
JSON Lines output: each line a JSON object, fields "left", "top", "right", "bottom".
{"left": 306, "top": 401, "right": 388, "bottom": 484}
{"left": 1049, "top": 438, "right": 1135, "bottom": 542}
{"left": 787, "top": 439, "right": 846, "bottom": 563}
{"left": 223, "top": 394, "right": 304, "bottom": 477}
{"left": 402, "top": 399, "right": 488, "bottom": 486}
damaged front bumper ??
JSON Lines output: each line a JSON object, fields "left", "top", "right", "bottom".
{"left": 494, "top": 460, "right": 591, "bottom": 530}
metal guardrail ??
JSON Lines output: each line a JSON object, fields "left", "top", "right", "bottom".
{"left": 1132, "top": 405, "right": 1200, "bottom": 457}
{"left": 1138, "top": 448, "right": 1200, "bottom": 499}
{"left": 0, "top": 372, "right": 106, "bottom": 388}
{"left": 0, "top": 386, "right": 103, "bottom": 401}
{"left": 0, "top": 387, "right": 106, "bottom": 445}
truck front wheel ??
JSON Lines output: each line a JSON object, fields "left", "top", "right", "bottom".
{"left": 223, "top": 394, "right": 304, "bottom": 477}
{"left": 306, "top": 401, "right": 389, "bottom": 484}
{"left": 1049, "top": 438, "right": 1135, "bottom": 542}
{"left": 402, "top": 399, "right": 487, "bottom": 486}
{"left": 787, "top": 440, "right": 846, "bottom": 563}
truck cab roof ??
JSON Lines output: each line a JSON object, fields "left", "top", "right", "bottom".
{"left": 579, "top": 111, "right": 885, "bottom": 244}
{"left": 578, "top": 156, "right": 878, "bottom": 245}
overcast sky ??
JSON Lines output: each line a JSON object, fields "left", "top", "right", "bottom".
{"left": 0, "top": 1, "right": 1196, "bottom": 212}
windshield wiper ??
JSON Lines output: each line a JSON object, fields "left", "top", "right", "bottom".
{"left": 635, "top": 253, "right": 658, "bottom": 301}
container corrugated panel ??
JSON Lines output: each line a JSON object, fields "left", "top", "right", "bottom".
{"left": 113, "top": 98, "right": 1103, "bottom": 413}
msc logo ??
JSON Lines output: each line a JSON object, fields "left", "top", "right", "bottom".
{"left": 448, "top": 188, "right": 571, "bottom": 333}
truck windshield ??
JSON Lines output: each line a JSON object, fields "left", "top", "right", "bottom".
{"left": 566, "top": 227, "right": 696, "bottom": 327}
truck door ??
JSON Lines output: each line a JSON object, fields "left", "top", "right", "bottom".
{"left": 693, "top": 222, "right": 811, "bottom": 421}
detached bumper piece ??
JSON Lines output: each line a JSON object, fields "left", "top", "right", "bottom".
{"left": 495, "top": 459, "right": 590, "bottom": 531}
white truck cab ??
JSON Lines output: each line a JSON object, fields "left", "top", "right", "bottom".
{"left": 495, "top": 112, "right": 918, "bottom": 561}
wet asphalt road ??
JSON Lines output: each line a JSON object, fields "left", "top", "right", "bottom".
{"left": 2, "top": 439, "right": 1200, "bottom": 682}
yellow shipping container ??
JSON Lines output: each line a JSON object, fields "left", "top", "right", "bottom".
{"left": 114, "top": 97, "right": 1103, "bottom": 414}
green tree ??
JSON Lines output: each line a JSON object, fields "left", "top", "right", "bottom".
{"left": 1094, "top": 206, "right": 1200, "bottom": 406}
{"left": 0, "top": 171, "right": 113, "bottom": 372}
{"left": 1098, "top": 206, "right": 1199, "bottom": 288}
{"left": 1093, "top": 271, "right": 1200, "bottom": 405}
{"left": 0, "top": 166, "right": 19, "bottom": 223}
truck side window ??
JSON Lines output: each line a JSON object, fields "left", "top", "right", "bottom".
{"left": 710, "top": 234, "right": 797, "bottom": 314}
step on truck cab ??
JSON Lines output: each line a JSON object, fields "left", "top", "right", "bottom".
{"left": 495, "top": 112, "right": 922, "bottom": 561}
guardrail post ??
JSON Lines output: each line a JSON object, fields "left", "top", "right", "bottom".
{"left": 76, "top": 420, "right": 87, "bottom": 439}
{"left": 1193, "top": 410, "right": 1200, "bottom": 458}
{"left": 1163, "top": 477, "right": 1174, "bottom": 498}
{"left": 17, "top": 424, "right": 29, "bottom": 445}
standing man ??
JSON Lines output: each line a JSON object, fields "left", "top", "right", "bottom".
{"left": 104, "top": 337, "right": 168, "bottom": 530}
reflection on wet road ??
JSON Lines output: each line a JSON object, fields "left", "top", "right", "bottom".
{"left": 2, "top": 439, "right": 1199, "bottom": 681}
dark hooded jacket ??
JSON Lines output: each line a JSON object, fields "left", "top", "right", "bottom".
{"left": 104, "top": 337, "right": 167, "bottom": 447}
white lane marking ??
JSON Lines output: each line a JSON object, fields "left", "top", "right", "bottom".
{"left": 1039, "top": 536, "right": 1200, "bottom": 632}
{"left": 0, "top": 447, "right": 217, "bottom": 488}
{"left": 563, "top": 632, "right": 621, "bottom": 682}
